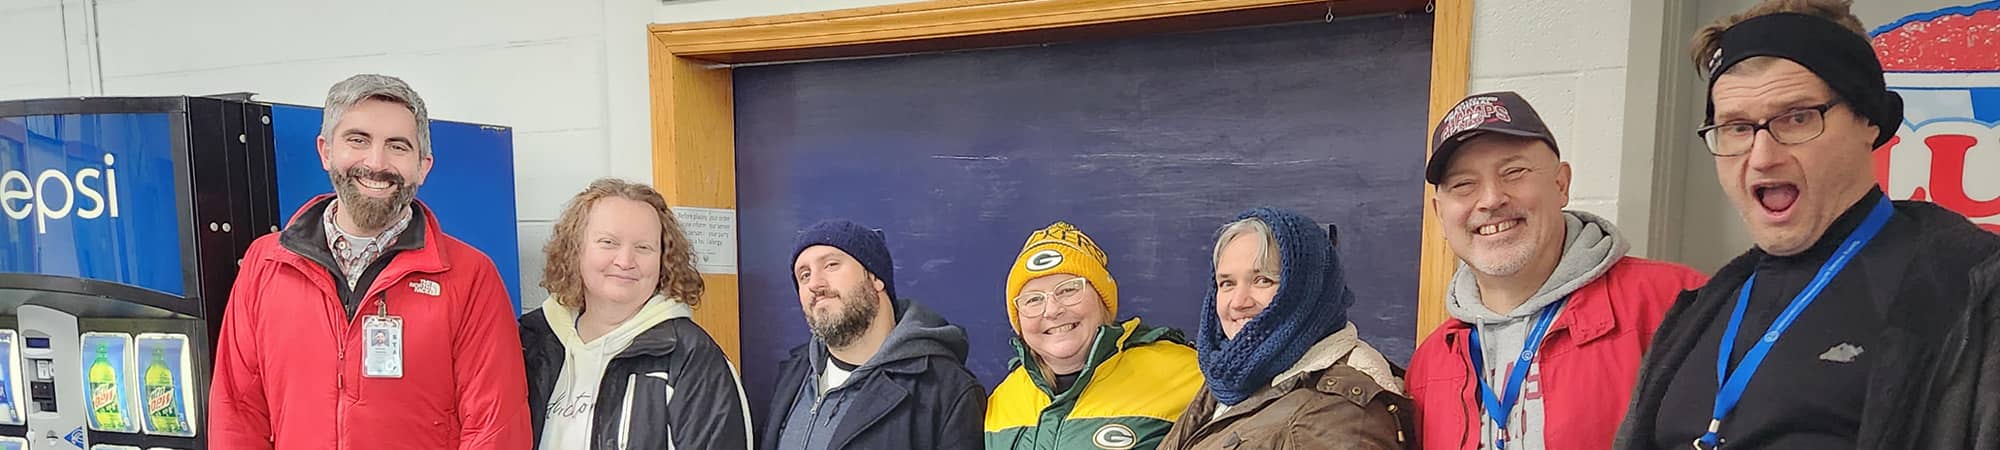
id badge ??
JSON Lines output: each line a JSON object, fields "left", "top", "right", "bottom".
{"left": 362, "top": 315, "right": 403, "bottom": 378}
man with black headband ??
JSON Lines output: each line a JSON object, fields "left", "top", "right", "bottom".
{"left": 1614, "top": 1, "right": 2000, "bottom": 449}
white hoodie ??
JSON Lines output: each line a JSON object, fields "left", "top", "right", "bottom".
{"left": 536, "top": 294, "right": 691, "bottom": 450}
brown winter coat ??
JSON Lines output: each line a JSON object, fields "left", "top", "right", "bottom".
{"left": 1157, "top": 326, "right": 1415, "bottom": 450}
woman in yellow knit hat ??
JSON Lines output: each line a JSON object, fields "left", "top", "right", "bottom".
{"left": 984, "top": 221, "right": 1204, "bottom": 450}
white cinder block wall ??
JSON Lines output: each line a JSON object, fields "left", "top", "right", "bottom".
{"left": 1465, "top": 0, "right": 1636, "bottom": 230}
{"left": 2, "top": 0, "right": 1668, "bottom": 306}
{"left": 3, "top": 0, "right": 664, "bottom": 305}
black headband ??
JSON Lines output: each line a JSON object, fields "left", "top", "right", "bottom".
{"left": 1704, "top": 13, "right": 1903, "bottom": 148}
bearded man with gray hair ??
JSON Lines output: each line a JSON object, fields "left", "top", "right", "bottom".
{"left": 209, "top": 74, "right": 531, "bottom": 450}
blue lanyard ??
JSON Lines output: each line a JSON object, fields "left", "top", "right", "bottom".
{"left": 1466, "top": 296, "right": 1568, "bottom": 450}
{"left": 1697, "top": 196, "right": 1894, "bottom": 449}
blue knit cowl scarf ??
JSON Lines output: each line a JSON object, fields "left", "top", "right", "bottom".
{"left": 1196, "top": 207, "right": 1355, "bottom": 406}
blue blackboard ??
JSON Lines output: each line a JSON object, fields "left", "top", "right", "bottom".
{"left": 734, "top": 16, "right": 1434, "bottom": 410}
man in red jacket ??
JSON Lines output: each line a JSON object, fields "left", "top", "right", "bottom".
{"left": 1406, "top": 92, "right": 1707, "bottom": 450}
{"left": 208, "top": 74, "right": 531, "bottom": 450}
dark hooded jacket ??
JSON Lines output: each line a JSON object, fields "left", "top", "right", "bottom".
{"left": 759, "top": 297, "right": 987, "bottom": 450}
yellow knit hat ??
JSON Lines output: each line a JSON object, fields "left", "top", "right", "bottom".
{"left": 1005, "top": 221, "right": 1117, "bottom": 333}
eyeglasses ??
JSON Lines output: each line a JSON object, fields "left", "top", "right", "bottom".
{"left": 1695, "top": 100, "right": 1843, "bottom": 157}
{"left": 1013, "top": 278, "right": 1092, "bottom": 319}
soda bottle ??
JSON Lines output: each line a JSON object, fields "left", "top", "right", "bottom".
{"left": 144, "top": 348, "right": 182, "bottom": 434}
{"left": 88, "top": 344, "right": 126, "bottom": 430}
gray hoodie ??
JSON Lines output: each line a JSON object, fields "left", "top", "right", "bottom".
{"left": 1444, "top": 210, "right": 1628, "bottom": 450}
{"left": 777, "top": 297, "right": 972, "bottom": 450}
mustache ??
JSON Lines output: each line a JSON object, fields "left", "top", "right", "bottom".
{"left": 340, "top": 166, "right": 406, "bottom": 185}
{"left": 1468, "top": 210, "right": 1527, "bottom": 228}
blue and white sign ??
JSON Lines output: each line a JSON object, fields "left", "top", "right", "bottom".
{"left": 0, "top": 113, "right": 184, "bottom": 296}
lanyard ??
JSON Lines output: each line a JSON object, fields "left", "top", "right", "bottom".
{"left": 1696, "top": 196, "right": 1894, "bottom": 449}
{"left": 1467, "top": 296, "right": 1568, "bottom": 450}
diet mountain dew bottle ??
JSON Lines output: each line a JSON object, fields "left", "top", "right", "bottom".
{"left": 88, "top": 344, "right": 126, "bottom": 430}
{"left": 144, "top": 348, "right": 184, "bottom": 434}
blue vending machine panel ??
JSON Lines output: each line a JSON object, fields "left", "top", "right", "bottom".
{"left": 0, "top": 113, "right": 186, "bottom": 297}
{"left": 267, "top": 105, "right": 523, "bottom": 312}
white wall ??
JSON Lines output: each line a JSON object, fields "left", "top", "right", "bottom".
{"left": 0, "top": 1, "right": 83, "bottom": 99}
{"left": 1462, "top": 0, "right": 1639, "bottom": 241}
{"left": 2, "top": 0, "right": 668, "bottom": 304}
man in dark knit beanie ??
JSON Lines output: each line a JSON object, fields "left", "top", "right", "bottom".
{"left": 759, "top": 219, "right": 986, "bottom": 450}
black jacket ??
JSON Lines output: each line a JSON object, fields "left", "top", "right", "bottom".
{"left": 1615, "top": 199, "right": 2000, "bottom": 449}
{"left": 758, "top": 298, "right": 987, "bottom": 450}
{"left": 522, "top": 307, "right": 752, "bottom": 450}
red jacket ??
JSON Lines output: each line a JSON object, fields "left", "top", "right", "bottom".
{"left": 209, "top": 196, "right": 531, "bottom": 450}
{"left": 1406, "top": 257, "right": 1705, "bottom": 450}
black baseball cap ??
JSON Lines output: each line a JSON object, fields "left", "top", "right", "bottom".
{"left": 1426, "top": 91, "right": 1561, "bottom": 184}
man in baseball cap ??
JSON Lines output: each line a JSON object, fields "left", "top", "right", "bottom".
{"left": 1407, "top": 92, "right": 1705, "bottom": 449}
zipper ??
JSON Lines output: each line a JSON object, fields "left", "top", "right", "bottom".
{"left": 619, "top": 374, "right": 636, "bottom": 450}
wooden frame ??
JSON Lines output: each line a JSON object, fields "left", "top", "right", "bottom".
{"left": 649, "top": 0, "right": 1470, "bottom": 363}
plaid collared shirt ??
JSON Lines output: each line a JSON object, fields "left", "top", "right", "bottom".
{"left": 322, "top": 200, "right": 413, "bottom": 290}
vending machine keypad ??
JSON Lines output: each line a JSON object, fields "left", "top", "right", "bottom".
{"left": 28, "top": 359, "right": 54, "bottom": 413}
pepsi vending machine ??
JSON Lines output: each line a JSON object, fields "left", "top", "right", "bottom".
{"left": 0, "top": 97, "right": 278, "bottom": 450}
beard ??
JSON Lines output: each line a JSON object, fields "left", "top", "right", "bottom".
{"left": 329, "top": 165, "right": 418, "bottom": 231}
{"left": 803, "top": 278, "right": 882, "bottom": 348}
{"left": 1460, "top": 209, "right": 1543, "bottom": 277}
{"left": 1466, "top": 235, "right": 1539, "bottom": 276}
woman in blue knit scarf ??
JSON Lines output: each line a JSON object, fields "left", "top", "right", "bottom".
{"left": 1157, "top": 207, "right": 1415, "bottom": 449}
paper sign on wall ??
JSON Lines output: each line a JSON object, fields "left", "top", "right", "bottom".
{"left": 670, "top": 207, "right": 738, "bottom": 275}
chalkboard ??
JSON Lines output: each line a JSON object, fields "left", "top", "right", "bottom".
{"left": 733, "top": 16, "right": 1434, "bottom": 413}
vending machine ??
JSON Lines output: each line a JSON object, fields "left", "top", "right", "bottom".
{"left": 0, "top": 97, "right": 276, "bottom": 450}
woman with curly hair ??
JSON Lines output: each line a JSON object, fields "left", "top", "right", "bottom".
{"left": 520, "top": 178, "right": 752, "bottom": 449}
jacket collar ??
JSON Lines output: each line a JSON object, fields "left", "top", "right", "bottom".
{"left": 1010, "top": 317, "right": 1153, "bottom": 398}
{"left": 1182, "top": 355, "right": 1332, "bottom": 438}
{"left": 618, "top": 301, "right": 695, "bottom": 358}
{"left": 1189, "top": 325, "right": 1394, "bottom": 430}
{"left": 1439, "top": 269, "right": 1624, "bottom": 347}
{"left": 276, "top": 194, "right": 447, "bottom": 277}
{"left": 535, "top": 294, "right": 695, "bottom": 359}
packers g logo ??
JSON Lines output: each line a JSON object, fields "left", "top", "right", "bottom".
{"left": 1093, "top": 424, "right": 1136, "bottom": 449}
{"left": 1025, "top": 249, "right": 1063, "bottom": 272}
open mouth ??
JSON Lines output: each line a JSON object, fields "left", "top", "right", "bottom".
{"left": 1473, "top": 218, "right": 1523, "bottom": 237}
{"left": 342, "top": 167, "right": 404, "bottom": 196}
{"left": 1044, "top": 322, "right": 1080, "bottom": 335}
{"left": 1753, "top": 182, "right": 1800, "bottom": 217}
{"left": 356, "top": 177, "right": 395, "bottom": 190}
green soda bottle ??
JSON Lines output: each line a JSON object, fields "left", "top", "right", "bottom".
{"left": 88, "top": 344, "right": 126, "bottom": 430}
{"left": 144, "top": 348, "right": 183, "bottom": 434}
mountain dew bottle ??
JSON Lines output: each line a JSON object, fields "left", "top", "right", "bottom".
{"left": 144, "top": 348, "right": 183, "bottom": 434}
{"left": 88, "top": 344, "right": 126, "bottom": 430}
